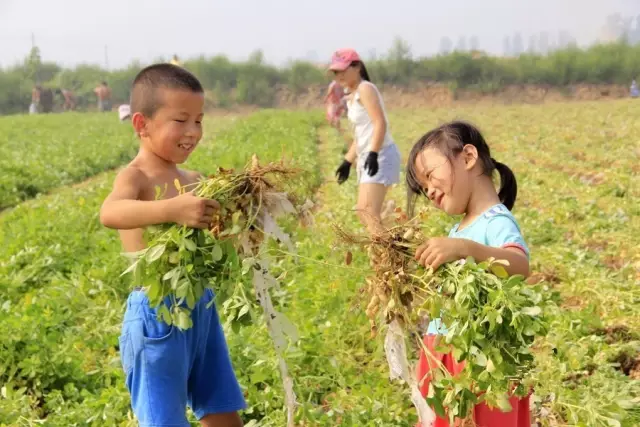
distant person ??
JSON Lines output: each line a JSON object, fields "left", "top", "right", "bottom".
{"left": 170, "top": 54, "right": 182, "bottom": 67}
{"left": 631, "top": 80, "right": 639, "bottom": 98}
{"left": 99, "top": 63, "right": 245, "bottom": 427}
{"left": 118, "top": 104, "right": 131, "bottom": 122}
{"left": 331, "top": 48, "right": 401, "bottom": 235}
{"left": 39, "top": 87, "right": 54, "bottom": 113}
{"left": 56, "top": 88, "right": 77, "bottom": 111}
{"left": 94, "top": 81, "right": 112, "bottom": 112}
{"left": 29, "top": 85, "right": 41, "bottom": 114}
{"left": 324, "top": 79, "right": 346, "bottom": 134}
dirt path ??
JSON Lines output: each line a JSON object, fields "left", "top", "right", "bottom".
{"left": 312, "top": 126, "right": 337, "bottom": 206}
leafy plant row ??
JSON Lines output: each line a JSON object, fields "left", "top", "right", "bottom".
{"left": 0, "top": 113, "right": 136, "bottom": 209}
{"left": 0, "top": 111, "right": 322, "bottom": 425}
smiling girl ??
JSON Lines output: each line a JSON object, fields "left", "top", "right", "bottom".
{"left": 406, "top": 121, "right": 531, "bottom": 427}
{"left": 330, "top": 48, "right": 401, "bottom": 234}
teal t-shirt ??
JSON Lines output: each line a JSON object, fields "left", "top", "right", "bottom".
{"left": 426, "top": 203, "right": 529, "bottom": 335}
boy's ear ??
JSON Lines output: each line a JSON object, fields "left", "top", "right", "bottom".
{"left": 132, "top": 112, "right": 148, "bottom": 137}
{"left": 462, "top": 144, "right": 478, "bottom": 171}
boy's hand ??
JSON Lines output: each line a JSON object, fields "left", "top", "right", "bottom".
{"left": 168, "top": 191, "right": 220, "bottom": 229}
{"left": 415, "top": 237, "right": 465, "bottom": 270}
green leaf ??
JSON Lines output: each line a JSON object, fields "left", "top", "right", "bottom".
{"left": 486, "top": 359, "right": 495, "bottom": 373}
{"left": 496, "top": 394, "right": 512, "bottom": 412}
{"left": 158, "top": 305, "right": 172, "bottom": 325}
{"left": 162, "top": 267, "right": 178, "bottom": 281}
{"left": 176, "top": 280, "right": 190, "bottom": 299}
{"left": 120, "top": 260, "right": 139, "bottom": 277}
{"left": 175, "top": 309, "right": 193, "bottom": 330}
{"left": 232, "top": 211, "right": 242, "bottom": 225}
{"left": 475, "top": 351, "right": 488, "bottom": 367}
{"left": 184, "top": 238, "right": 197, "bottom": 252}
{"left": 186, "top": 288, "right": 196, "bottom": 309}
{"left": 250, "top": 370, "right": 269, "bottom": 384}
{"left": 427, "top": 395, "right": 446, "bottom": 418}
{"left": 238, "top": 304, "right": 250, "bottom": 319}
{"left": 522, "top": 306, "right": 542, "bottom": 316}
{"left": 490, "top": 264, "right": 509, "bottom": 279}
{"left": 168, "top": 251, "right": 180, "bottom": 264}
{"left": 211, "top": 244, "right": 223, "bottom": 262}
{"left": 121, "top": 248, "right": 147, "bottom": 260}
{"left": 452, "top": 347, "right": 465, "bottom": 362}
{"left": 429, "top": 300, "right": 442, "bottom": 320}
{"left": 170, "top": 270, "right": 181, "bottom": 289}
{"left": 146, "top": 245, "right": 166, "bottom": 263}
{"left": 242, "top": 258, "right": 255, "bottom": 275}
{"left": 147, "top": 281, "right": 161, "bottom": 305}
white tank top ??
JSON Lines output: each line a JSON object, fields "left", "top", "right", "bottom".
{"left": 347, "top": 81, "right": 394, "bottom": 157}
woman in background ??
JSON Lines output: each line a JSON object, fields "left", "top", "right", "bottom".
{"left": 324, "top": 79, "right": 346, "bottom": 133}
{"left": 331, "top": 48, "right": 401, "bottom": 234}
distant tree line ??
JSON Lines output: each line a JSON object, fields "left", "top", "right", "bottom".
{"left": 1, "top": 14, "right": 640, "bottom": 115}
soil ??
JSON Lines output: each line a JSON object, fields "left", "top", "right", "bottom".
{"left": 266, "top": 83, "right": 633, "bottom": 110}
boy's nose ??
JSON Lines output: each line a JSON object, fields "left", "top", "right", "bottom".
{"left": 184, "top": 123, "right": 200, "bottom": 137}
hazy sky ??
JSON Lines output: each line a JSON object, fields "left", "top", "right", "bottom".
{"left": 1, "top": 0, "right": 638, "bottom": 69}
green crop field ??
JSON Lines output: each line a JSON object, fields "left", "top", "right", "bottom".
{"left": 0, "top": 102, "right": 638, "bottom": 426}
{"left": 0, "top": 113, "right": 136, "bottom": 210}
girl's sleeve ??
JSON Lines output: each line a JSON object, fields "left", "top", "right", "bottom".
{"left": 486, "top": 215, "right": 530, "bottom": 259}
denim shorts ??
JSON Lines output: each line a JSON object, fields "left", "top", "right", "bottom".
{"left": 119, "top": 289, "right": 246, "bottom": 426}
{"left": 356, "top": 143, "right": 401, "bottom": 186}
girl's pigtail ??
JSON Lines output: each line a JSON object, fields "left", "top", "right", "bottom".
{"left": 492, "top": 158, "right": 517, "bottom": 210}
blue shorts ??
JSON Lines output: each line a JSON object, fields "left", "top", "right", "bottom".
{"left": 119, "top": 289, "right": 246, "bottom": 426}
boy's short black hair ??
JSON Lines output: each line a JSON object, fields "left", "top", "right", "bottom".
{"left": 130, "top": 63, "right": 203, "bottom": 117}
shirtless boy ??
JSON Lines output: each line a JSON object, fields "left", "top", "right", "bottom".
{"left": 100, "top": 63, "right": 245, "bottom": 427}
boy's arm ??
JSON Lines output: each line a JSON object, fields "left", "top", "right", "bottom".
{"left": 100, "top": 168, "right": 218, "bottom": 230}
{"left": 100, "top": 168, "right": 172, "bottom": 230}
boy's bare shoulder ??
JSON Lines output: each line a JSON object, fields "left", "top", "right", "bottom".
{"left": 106, "top": 165, "right": 154, "bottom": 201}
{"left": 114, "top": 165, "right": 151, "bottom": 188}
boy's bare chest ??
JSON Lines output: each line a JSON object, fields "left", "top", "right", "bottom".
{"left": 119, "top": 170, "right": 200, "bottom": 253}
{"left": 140, "top": 171, "right": 199, "bottom": 201}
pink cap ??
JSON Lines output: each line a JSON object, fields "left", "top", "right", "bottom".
{"left": 329, "top": 48, "right": 361, "bottom": 71}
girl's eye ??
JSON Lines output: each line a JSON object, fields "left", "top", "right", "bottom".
{"left": 174, "top": 119, "right": 186, "bottom": 123}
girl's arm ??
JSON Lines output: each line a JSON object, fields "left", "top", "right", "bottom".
{"left": 344, "top": 139, "right": 357, "bottom": 164}
{"left": 358, "top": 83, "right": 386, "bottom": 153}
{"left": 416, "top": 238, "right": 530, "bottom": 277}
{"left": 461, "top": 240, "right": 529, "bottom": 276}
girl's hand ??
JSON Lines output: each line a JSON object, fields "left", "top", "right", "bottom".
{"left": 415, "top": 237, "right": 466, "bottom": 270}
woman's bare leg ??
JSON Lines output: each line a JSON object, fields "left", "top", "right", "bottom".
{"left": 356, "top": 183, "right": 389, "bottom": 235}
